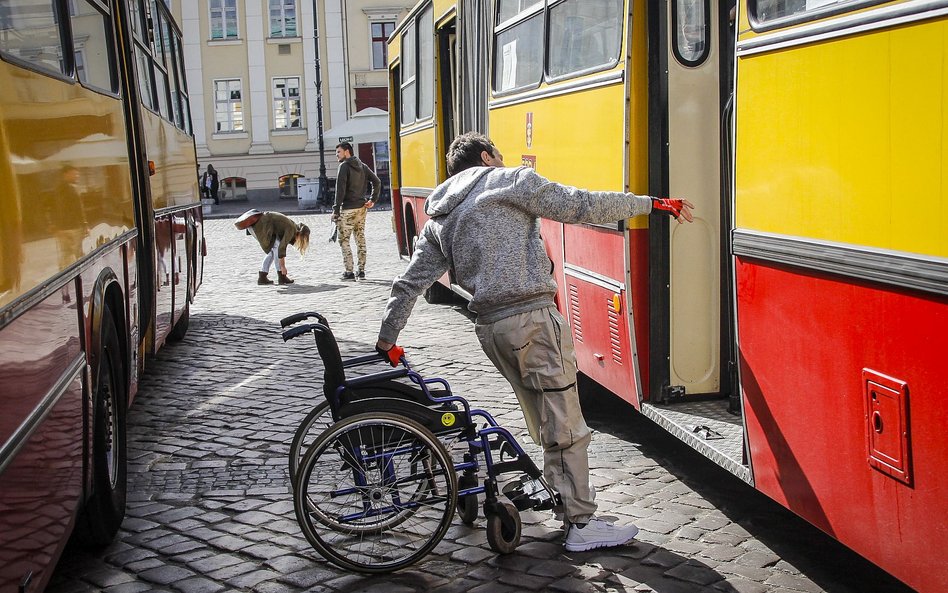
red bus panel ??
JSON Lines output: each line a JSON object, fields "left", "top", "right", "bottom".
{"left": 737, "top": 258, "right": 948, "bottom": 592}
{"left": 0, "top": 284, "right": 85, "bottom": 590}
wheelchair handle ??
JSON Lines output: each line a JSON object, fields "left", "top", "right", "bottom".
{"left": 281, "top": 324, "right": 318, "bottom": 342}
{"left": 280, "top": 311, "right": 328, "bottom": 328}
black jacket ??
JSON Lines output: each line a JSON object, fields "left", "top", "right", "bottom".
{"left": 334, "top": 156, "right": 381, "bottom": 215}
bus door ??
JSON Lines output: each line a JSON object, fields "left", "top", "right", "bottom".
{"left": 643, "top": 0, "right": 747, "bottom": 480}
{"left": 436, "top": 14, "right": 457, "bottom": 181}
{"left": 653, "top": 0, "right": 728, "bottom": 402}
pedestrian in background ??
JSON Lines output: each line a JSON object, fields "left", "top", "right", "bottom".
{"left": 332, "top": 142, "right": 381, "bottom": 280}
{"left": 246, "top": 211, "right": 310, "bottom": 285}
{"left": 201, "top": 164, "right": 220, "bottom": 204}
{"left": 54, "top": 164, "right": 89, "bottom": 268}
{"left": 376, "top": 132, "right": 694, "bottom": 553}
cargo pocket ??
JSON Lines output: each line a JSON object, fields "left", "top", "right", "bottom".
{"left": 521, "top": 309, "right": 584, "bottom": 450}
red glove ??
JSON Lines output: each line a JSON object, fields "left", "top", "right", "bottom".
{"left": 376, "top": 344, "right": 405, "bottom": 367}
{"left": 651, "top": 197, "right": 690, "bottom": 222}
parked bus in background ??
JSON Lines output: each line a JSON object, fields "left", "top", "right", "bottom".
{"left": 0, "top": 1, "right": 204, "bottom": 590}
{"left": 388, "top": 1, "right": 947, "bottom": 591}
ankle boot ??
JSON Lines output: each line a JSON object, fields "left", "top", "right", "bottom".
{"left": 278, "top": 272, "right": 294, "bottom": 285}
{"left": 258, "top": 271, "right": 274, "bottom": 285}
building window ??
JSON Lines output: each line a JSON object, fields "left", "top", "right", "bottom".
{"left": 214, "top": 79, "right": 243, "bottom": 132}
{"left": 272, "top": 76, "right": 301, "bottom": 129}
{"left": 269, "top": 0, "right": 297, "bottom": 37}
{"left": 209, "top": 0, "right": 238, "bottom": 40}
{"left": 371, "top": 21, "right": 395, "bottom": 69}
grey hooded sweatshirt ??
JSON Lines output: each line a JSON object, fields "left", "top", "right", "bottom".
{"left": 378, "top": 166, "right": 653, "bottom": 343}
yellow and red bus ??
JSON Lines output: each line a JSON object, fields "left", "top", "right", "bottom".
{"left": 0, "top": 1, "right": 204, "bottom": 590}
{"left": 389, "top": 1, "right": 947, "bottom": 590}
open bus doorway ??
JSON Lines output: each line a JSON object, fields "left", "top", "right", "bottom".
{"left": 642, "top": 0, "right": 746, "bottom": 481}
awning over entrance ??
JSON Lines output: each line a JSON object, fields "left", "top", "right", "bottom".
{"left": 323, "top": 107, "right": 389, "bottom": 144}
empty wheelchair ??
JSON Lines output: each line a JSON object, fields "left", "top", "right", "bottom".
{"left": 280, "top": 311, "right": 560, "bottom": 573}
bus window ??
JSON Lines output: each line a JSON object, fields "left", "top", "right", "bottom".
{"left": 416, "top": 6, "right": 433, "bottom": 120}
{"left": 0, "top": 1, "right": 66, "bottom": 76}
{"left": 547, "top": 0, "right": 623, "bottom": 79}
{"left": 129, "top": 0, "right": 146, "bottom": 37}
{"left": 672, "top": 0, "right": 710, "bottom": 66}
{"left": 400, "top": 24, "right": 416, "bottom": 124}
{"left": 136, "top": 45, "right": 156, "bottom": 110}
{"left": 70, "top": 0, "right": 116, "bottom": 93}
{"left": 492, "top": 7, "right": 543, "bottom": 93}
{"left": 751, "top": 0, "right": 870, "bottom": 25}
{"left": 754, "top": 0, "right": 812, "bottom": 21}
{"left": 150, "top": 1, "right": 171, "bottom": 119}
{"left": 497, "top": 0, "right": 542, "bottom": 25}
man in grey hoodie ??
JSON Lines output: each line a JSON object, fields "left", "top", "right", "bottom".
{"left": 333, "top": 142, "right": 381, "bottom": 280}
{"left": 376, "top": 132, "right": 694, "bottom": 552}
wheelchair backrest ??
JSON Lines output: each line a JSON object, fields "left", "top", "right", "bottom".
{"left": 309, "top": 323, "right": 347, "bottom": 403}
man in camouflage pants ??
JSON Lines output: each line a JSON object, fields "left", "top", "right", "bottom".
{"left": 333, "top": 142, "right": 381, "bottom": 280}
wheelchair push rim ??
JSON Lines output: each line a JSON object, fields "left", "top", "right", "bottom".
{"left": 294, "top": 412, "right": 458, "bottom": 573}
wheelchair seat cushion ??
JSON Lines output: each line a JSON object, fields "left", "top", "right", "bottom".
{"left": 338, "top": 397, "right": 470, "bottom": 435}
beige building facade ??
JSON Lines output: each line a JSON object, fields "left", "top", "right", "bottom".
{"left": 168, "top": 0, "right": 413, "bottom": 199}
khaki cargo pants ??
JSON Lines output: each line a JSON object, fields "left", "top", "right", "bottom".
{"left": 474, "top": 306, "right": 597, "bottom": 524}
{"left": 338, "top": 207, "right": 367, "bottom": 273}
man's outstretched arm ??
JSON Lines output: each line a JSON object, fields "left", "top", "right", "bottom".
{"left": 377, "top": 224, "right": 450, "bottom": 348}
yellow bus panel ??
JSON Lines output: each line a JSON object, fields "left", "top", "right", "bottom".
{"left": 489, "top": 83, "right": 626, "bottom": 194}
{"left": 399, "top": 126, "right": 438, "bottom": 190}
{"left": 0, "top": 64, "right": 134, "bottom": 308}
{"left": 141, "top": 111, "right": 200, "bottom": 210}
{"left": 736, "top": 18, "right": 948, "bottom": 258}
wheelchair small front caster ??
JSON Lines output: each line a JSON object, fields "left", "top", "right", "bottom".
{"left": 457, "top": 473, "right": 479, "bottom": 525}
{"left": 485, "top": 499, "right": 521, "bottom": 554}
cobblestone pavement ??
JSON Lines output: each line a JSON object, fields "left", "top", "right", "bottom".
{"left": 48, "top": 212, "right": 913, "bottom": 593}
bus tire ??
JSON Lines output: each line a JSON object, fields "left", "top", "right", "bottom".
{"left": 168, "top": 302, "right": 190, "bottom": 342}
{"left": 78, "top": 306, "right": 128, "bottom": 546}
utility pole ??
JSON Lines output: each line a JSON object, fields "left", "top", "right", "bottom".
{"left": 312, "top": 0, "right": 329, "bottom": 202}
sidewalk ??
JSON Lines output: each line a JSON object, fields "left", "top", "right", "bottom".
{"left": 202, "top": 195, "right": 391, "bottom": 221}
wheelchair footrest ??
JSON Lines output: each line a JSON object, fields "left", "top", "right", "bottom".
{"left": 502, "top": 476, "right": 560, "bottom": 512}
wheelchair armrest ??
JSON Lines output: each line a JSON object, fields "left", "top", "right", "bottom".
{"left": 342, "top": 352, "right": 389, "bottom": 368}
{"left": 422, "top": 377, "right": 451, "bottom": 393}
{"left": 280, "top": 311, "right": 328, "bottom": 328}
{"left": 345, "top": 368, "right": 410, "bottom": 387}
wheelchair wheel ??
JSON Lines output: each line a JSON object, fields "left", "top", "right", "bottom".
{"left": 456, "top": 473, "right": 478, "bottom": 525}
{"left": 294, "top": 412, "right": 457, "bottom": 573}
{"left": 288, "top": 400, "right": 332, "bottom": 488}
{"left": 486, "top": 499, "right": 521, "bottom": 554}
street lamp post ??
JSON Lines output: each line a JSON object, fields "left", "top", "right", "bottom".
{"left": 312, "top": 0, "right": 330, "bottom": 203}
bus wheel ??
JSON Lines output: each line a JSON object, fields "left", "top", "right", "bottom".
{"left": 78, "top": 306, "right": 128, "bottom": 546}
{"left": 168, "top": 302, "right": 190, "bottom": 342}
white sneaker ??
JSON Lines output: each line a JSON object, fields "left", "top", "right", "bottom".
{"left": 564, "top": 517, "right": 639, "bottom": 552}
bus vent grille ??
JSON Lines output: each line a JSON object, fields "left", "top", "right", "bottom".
{"left": 569, "top": 284, "right": 582, "bottom": 342}
{"left": 608, "top": 304, "right": 622, "bottom": 364}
